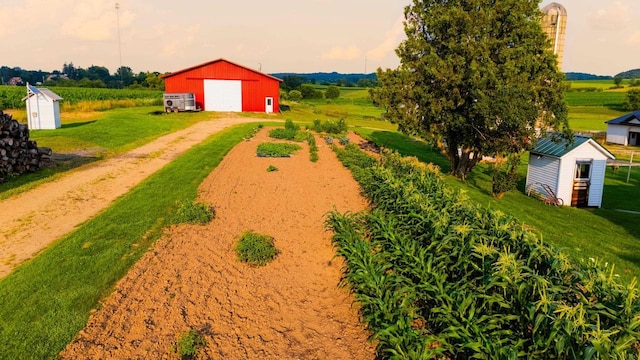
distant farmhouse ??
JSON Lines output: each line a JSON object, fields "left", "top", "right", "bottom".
{"left": 7, "top": 77, "right": 23, "bottom": 86}
{"left": 541, "top": 3, "right": 567, "bottom": 70}
{"left": 605, "top": 111, "right": 640, "bottom": 146}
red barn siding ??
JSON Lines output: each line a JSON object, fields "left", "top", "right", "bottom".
{"left": 162, "top": 59, "right": 281, "bottom": 112}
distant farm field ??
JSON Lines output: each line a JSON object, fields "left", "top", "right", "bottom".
{"left": 0, "top": 85, "right": 162, "bottom": 109}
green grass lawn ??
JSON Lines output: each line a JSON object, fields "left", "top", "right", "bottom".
{"left": 0, "top": 107, "right": 218, "bottom": 198}
{"left": 356, "top": 129, "right": 640, "bottom": 283}
{"left": 30, "top": 106, "right": 215, "bottom": 155}
{"left": 0, "top": 123, "right": 258, "bottom": 360}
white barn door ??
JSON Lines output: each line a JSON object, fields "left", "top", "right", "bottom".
{"left": 203, "top": 80, "right": 242, "bottom": 112}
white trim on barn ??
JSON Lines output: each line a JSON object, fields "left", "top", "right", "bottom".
{"left": 203, "top": 79, "right": 242, "bottom": 112}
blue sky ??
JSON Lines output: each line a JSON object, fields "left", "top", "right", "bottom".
{"left": 0, "top": 0, "right": 637, "bottom": 76}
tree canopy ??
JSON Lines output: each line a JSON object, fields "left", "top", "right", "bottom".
{"left": 371, "top": 0, "right": 569, "bottom": 179}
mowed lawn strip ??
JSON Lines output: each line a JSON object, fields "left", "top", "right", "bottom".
{"left": 356, "top": 128, "right": 640, "bottom": 283}
{"left": 0, "top": 107, "right": 219, "bottom": 198}
{"left": 0, "top": 123, "right": 258, "bottom": 360}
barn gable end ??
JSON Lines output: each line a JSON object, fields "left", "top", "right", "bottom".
{"left": 161, "top": 59, "right": 282, "bottom": 113}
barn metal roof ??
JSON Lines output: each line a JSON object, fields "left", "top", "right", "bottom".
{"left": 532, "top": 134, "right": 615, "bottom": 159}
{"left": 605, "top": 110, "right": 640, "bottom": 126}
{"left": 160, "top": 58, "right": 283, "bottom": 82}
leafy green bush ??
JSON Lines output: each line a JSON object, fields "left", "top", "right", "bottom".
{"left": 256, "top": 142, "right": 301, "bottom": 157}
{"left": 288, "top": 90, "right": 302, "bottom": 101}
{"left": 267, "top": 165, "right": 278, "bottom": 172}
{"left": 173, "top": 201, "right": 215, "bottom": 224}
{"left": 284, "top": 119, "right": 300, "bottom": 131}
{"left": 313, "top": 119, "right": 323, "bottom": 132}
{"left": 328, "top": 147, "right": 640, "bottom": 359}
{"left": 325, "top": 85, "right": 340, "bottom": 99}
{"left": 173, "top": 329, "right": 206, "bottom": 360}
{"left": 311, "top": 118, "right": 348, "bottom": 134}
{"left": 235, "top": 231, "right": 279, "bottom": 266}
{"left": 268, "top": 128, "right": 297, "bottom": 140}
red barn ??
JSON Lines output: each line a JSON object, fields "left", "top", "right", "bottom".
{"left": 161, "top": 58, "right": 282, "bottom": 113}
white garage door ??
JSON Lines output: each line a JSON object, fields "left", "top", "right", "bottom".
{"left": 203, "top": 79, "right": 242, "bottom": 112}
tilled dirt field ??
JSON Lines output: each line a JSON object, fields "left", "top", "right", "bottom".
{"left": 0, "top": 116, "right": 262, "bottom": 278}
{"left": 60, "top": 129, "right": 375, "bottom": 359}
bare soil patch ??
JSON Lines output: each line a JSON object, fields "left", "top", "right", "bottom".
{"left": 0, "top": 116, "right": 260, "bottom": 278}
{"left": 59, "top": 129, "right": 375, "bottom": 359}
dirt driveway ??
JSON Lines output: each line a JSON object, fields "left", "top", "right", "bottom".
{"left": 59, "top": 129, "right": 375, "bottom": 359}
{"left": 0, "top": 116, "right": 263, "bottom": 278}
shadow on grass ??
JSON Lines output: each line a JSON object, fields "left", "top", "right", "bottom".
{"left": 60, "top": 120, "right": 97, "bottom": 129}
{"left": 0, "top": 153, "right": 100, "bottom": 197}
{"left": 364, "top": 130, "right": 451, "bottom": 172}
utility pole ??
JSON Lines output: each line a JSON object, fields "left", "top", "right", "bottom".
{"left": 115, "top": 3, "right": 123, "bottom": 87}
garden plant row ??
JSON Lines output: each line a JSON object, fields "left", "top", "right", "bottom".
{"left": 326, "top": 144, "right": 640, "bottom": 359}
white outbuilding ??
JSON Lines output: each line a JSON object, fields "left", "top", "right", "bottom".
{"left": 23, "top": 84, "right": 63, "bottom": 130}
{"left": 526, "top": 134, "right": 615, "bottom": 208}
{"left": 605, "top": 110, "right": 640, "bottom": 146}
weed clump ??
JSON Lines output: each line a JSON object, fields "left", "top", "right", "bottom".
{"left": 235, "top": 231, "right": 279, "bottom": 266}
{"left": 267, "top": 165, "right": 278, "bottom": 172}
{"left": 173, "top": 329, "right": 206, "bottom": 360}
{"left": 256, "top": 142, "right": 301, "bottom": 157}
{"left": 174, "top": 201, "right": 215, "bottom": 224}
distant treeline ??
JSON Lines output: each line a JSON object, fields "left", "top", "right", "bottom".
{"left": 565, "top": 72, "right": 613, "bottom": 81}
{"left": 271, "top": 72, "right": 377, "bottom": 89}
{"left": 0, "top": 63, "right": 164, "bottom": 90}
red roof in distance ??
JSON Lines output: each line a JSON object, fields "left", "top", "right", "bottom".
{"left": 161, "top": 58, "right": 283, "bottom": 82}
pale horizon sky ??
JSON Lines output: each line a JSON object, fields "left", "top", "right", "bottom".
{"left": 0, "top": 1, "right": 638, "bottom": 77}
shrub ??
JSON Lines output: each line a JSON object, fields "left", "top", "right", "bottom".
{"left": 268, "top": 128, "right": 297, "bottom": 140}
{"left": 267, "top": 165, "right": 278, "bottom": 172}
{"left": 325, "top": 85, "right": 340, "bottom": 99}
{"left": 313, "top": 119, "right": 323, "bottom": 132}
{"left": 235, "top": 231, "right": 279, "bottom": 266}
{"left": 338, "top": 137, "right": 350, "bottom": 145}
{"left": 626, "top": 89, "right": 640, "bottom": 111}
{"left": 256, "top": 142, "right": 301, "bottom": 157}
{"left": 173, "top": 201, "right": 215, "bottom": 224}
{"left": 173, "top": 329, "right": 206, "bottom": 360}
{"left": 288, "top": 90, "right": 302, "bottom": 101}
{"left": 284, "top": 119, "right": 300, "bottom": 131}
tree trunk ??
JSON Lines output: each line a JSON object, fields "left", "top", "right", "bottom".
{"left": 449, "top": 147, "right": 481, "bottom": 180}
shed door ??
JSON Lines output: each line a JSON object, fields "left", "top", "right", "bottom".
{"left": 572, "top": 161, "right": 591, "bottom": 207}
{"left": 203, "top": 80, "right": 242, "bottom": 112}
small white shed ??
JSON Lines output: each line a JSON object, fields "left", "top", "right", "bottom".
{"left": 526, "top": 134, "right": 615, "bottom": 208}
{"left": 605, "top": 110, "right": 640, "bottom": 146}
{"left": 23, "top": 84, "right": 63, "bottom": 130}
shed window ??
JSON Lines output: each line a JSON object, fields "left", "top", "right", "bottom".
{"left": 575, "top": 162, "right": 591, "bottom": 180}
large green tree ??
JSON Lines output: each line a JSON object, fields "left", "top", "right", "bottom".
{"left": 372, "top": 0, "right": 569, "bottom": 179}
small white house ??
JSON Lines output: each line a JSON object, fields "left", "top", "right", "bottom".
{"left": 22, "top": 84, "right": 63, "bottom": 130}
{"left": 526, "top": 134, "right": 614, "bottom": 208}
{"left": 605, "top": 110, "right": 640, "bottom": 146}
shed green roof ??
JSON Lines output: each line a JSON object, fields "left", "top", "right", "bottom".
{"left": 531, "top": 134, "right": 614, "bottom": 159}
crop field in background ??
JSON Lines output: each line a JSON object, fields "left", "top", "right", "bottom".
{"left": 0, "top": 85, "right": 162, "bottom": 110}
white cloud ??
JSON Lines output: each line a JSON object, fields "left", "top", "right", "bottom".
{"left": 629, "top": 31, "right": 640, "bottom": 45}
{"left": 588, "top": 1, "right": 631, "bottom": 30}
{"left": 322, "top": 45, "right": 360, "bottom": 60}
{"left": 160, "top": 24, "right": 201, "bottom": 58}
{"left": 367, "top": 15, "right": 405, "bottom": 61}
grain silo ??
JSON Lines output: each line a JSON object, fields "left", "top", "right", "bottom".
{"left": 541, "top": 3, "right": 567, "bottom": 70}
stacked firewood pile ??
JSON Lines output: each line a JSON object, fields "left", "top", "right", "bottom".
{"left": 0, "top": 110, "right": 51, "bottom": 181}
